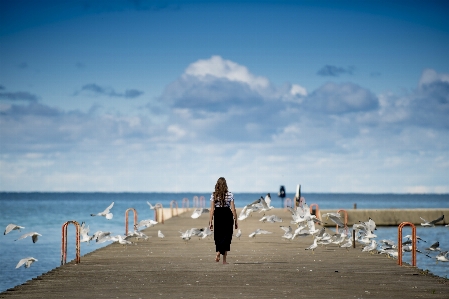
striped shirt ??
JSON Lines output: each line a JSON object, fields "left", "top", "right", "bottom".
{"left": 210, "top": 191, "right": 234, "bottom": 208}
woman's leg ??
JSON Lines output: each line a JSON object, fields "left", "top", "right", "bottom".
{"left": 215, "top": 251, "right": 220, "bottom": 262}
{"left": 222, "top": 251, "right": 228, "bottom": 264}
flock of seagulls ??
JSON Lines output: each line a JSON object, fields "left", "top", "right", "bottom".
{"left": 4, "top": 223, "right": 42, "bottom": 269}
{"left": 4, "top": 201, "right": 168, "bottom": 270}
{"left": 4, "top": 197, "right": 448, "bottom": 272}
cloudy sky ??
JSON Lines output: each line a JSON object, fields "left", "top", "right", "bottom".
{"left": 1, "top": 0, "right": 448, "bottom": 193}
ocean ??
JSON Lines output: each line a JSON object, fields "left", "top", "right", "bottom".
{"left": 0, "top": 192, "right": 448, "bottom": 292}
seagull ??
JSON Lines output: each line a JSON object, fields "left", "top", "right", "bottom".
{"left": 127, "top": 230, "right": 150, "bottom": 240}
{"left": 436, "top": 251, "right": 449, "bottom": 263}
{"left": 362, "top": 240, "right": 378, "bottom": 254}
{"left": 425, "top": 241, "right": 441, "bottom": 253}
{"left": 260, "top": 214, "right": 283, "bottom": 223}
{"left": 111, "top": 235, "right": 134, "bottom": 246}
{"left": 15, "top": 232, "right": 42, "bottom": 243}
{"left": 238, "top": 198, "right": 263, "bottom": 221}
{"left": 305, "top": 237, "right": 318, "bottom": 253}
{"left": 16, "top": 257, "right": 38, "bottom": 269}
{"left": 136, "top": 219, "right": 158, "bottom": 229}
{"left": 147, "top": 201, "right": 157, "bottom": 209}
{"left": 93, "top": 231, "right": 113, "bottom": 243}
{"left": 234, "top": 229, "right": 242, "bottom": 239}
{"left": 91, "top": 202, "right": 114, "bottom": 220}
{"left": 80, "top": 222, "right": 90, "bottom": 243}
{"left": 248, "top": 229, "right": 272, "bottom": 238}
{"left": 340, "top": 238, "right": 353, "bottom": 250}
{"left": 198, "top": 227, "right": 213, "bottom": 239}
{"left": 403, "top": 234, "right": 426, "bottom": 243}
{"left": 4, "top": 224, "right": 25, "bottom": 235}
{"left": 191, "top": 208, "right": 210, "bottom": 219}
{"left": 158, "top": 230, "right": 165, "bottom": 239}
{"left": 420, "top": 215, "right": 444, "bottom": 227}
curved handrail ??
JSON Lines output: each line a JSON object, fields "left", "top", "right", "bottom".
{"left": 398, "top": 222, "right": 417, "bottom": 267}
{"left": 61, "top": 220, "right": 80, "bottom": 265}
{"left": 125, "top": 208, "right": 138, "bottom": 235}
{"left": 182, "top": 198, "right": 190, "bottom": 212}
{"left": 193, "top": 196, "right": 199, "bottom": 208}
{"left": 170, "top": 200, "right": 179, "bottom": 217}
{"left": 199, "top": 196, "right": 205, "bottom": 208}
{"left": 154, "top": 203, "right": 165, "bottom": 224}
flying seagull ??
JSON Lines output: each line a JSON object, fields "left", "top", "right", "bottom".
{"left": 420, "top": 215, "right": 444, "bottom": 227}
{"left": 4, "top": 224, "right": 25, "bottom": 235}
{"left": 91, "top": 202, "right": 114, "bottom": 220}
{"left": 16, "top": 257, "right": 38, "bottom": 269}
{"left": 15, "top": 232, "right": 42, "bottom": 243}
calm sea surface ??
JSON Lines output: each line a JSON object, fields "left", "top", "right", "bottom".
{"left": 0, "top": 192, "right": 448, "bottom": 292}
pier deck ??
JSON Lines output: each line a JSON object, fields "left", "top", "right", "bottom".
{"left": 1, "top": 209, "right": 448, "bottom": 299}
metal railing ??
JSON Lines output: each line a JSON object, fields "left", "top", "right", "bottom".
{"left": 398, "top": 222, "right": 417, "bottom": 267}
{"left": 61, "top": 220, "right": 80, "bottom": 265}
{"left": 154, "top": 203, "right": 165, "bottom": 224}
{"left": 182, "top": 197, "right": 190, "bottom": 211}
{"left": 170, "top": 200, "right": 179, "bottom": 217}
{"left": 125, "top": 208, "right": 138, "bottom": 235}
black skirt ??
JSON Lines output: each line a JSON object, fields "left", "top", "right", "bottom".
{"left": 213, "top": 207, "right": 234, "bottom": 255}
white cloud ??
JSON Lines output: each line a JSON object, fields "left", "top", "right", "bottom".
{"left": 184, "top": 55, "right": 270, "bottom": 90}
{"left": 1, "top": 60, "right": 448, "bottom": 193}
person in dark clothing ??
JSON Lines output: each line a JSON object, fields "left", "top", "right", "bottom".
{"left": 208, "top": 177, "right": 238, "bottom": 264}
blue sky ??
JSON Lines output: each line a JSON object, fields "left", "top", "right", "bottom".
{"left": 1, "top": 0, "right": 448, "bottom": 193}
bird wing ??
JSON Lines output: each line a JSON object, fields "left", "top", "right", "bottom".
{"left": 147, "top": 201, "right": 155, "bottom": 209}
{"left": 419, "top": 217, "right": 428, "bottom": 223}
{"left": 430, "top": 214, "right": 444, "bottom": 225}
{"left": 16, "top": 258, "right": 28, "bottom": 268}
{"left": 5, "top": 224, "right": 23, "bottom": 235}
{"left": 103, "top": 202, "right": 114, "bottom": 214}
{"left": 15, "top": 232, "right": 33, "bottom": 241}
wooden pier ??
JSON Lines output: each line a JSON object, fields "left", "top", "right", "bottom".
{"left": 1, "top": 208, "right": 448, "bottom": 299}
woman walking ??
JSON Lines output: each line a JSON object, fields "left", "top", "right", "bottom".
{"left": 209, "top": 177, "right": 238, "bottom": 264}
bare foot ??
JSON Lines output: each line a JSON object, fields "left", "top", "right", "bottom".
{"left": 215, "top": 253, "right": 220, "bottom": 262}
{"left": 222, "top": 261, "right": 229, "bottom": 264}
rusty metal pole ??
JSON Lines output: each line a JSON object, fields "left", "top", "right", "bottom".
{"left": 125, "top": 208, "right": 138, "bottom": 235}
{"left": 398, "top": 222, "right": 416, "bottom": 267}
{"left": 61, "top": 220, "right": 80, "bottom": 265}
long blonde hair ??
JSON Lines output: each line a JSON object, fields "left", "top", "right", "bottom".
{"left": 213, "top": 177, "right": 228, "bottom": 207}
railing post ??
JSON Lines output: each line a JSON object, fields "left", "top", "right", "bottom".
{"left": 170, "top": 200, "right": 179, "bottom": 217}
{"left": 398, "top": 222, "right": 417, "bottom": 267}
{"left": 193, "top": 196, "right": 199, "bottom": 208}
{"left": 154, "top": 203, "right": 165, "bottom": 224}
{"left": 182, "top": 198, "right": 190, "bottom": 212}
{"left": 199, "top": 196, "right": 205, "bottom": 208}
{"left": 309, "top": 203, "right": 321, "bottom": 221}
{"left": 61, "top": 220, "right": 80, "bottom": 265}
{"left": 336, "top": 209, "right": 348, "bottom": 233}
{"left": 284, "top": 198, "right": 292, "bottom": 210}
{"left": 125, "top": 208, "right": 138, "bottom": 235}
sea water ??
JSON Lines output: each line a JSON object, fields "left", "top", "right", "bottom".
{"left": 0, "top": 192, "right": 448, "bottom": 292}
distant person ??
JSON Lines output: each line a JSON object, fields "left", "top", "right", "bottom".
{"left": 278, "top": 186, "right": 286, "bottom": 198}
{"left": 208, "top": 177, "right": 238, "bottom": 264}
